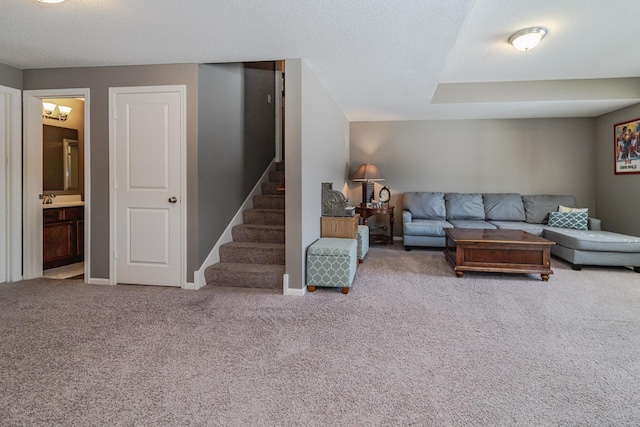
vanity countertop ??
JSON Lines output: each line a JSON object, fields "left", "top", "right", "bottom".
{"left": 42, "top": 195, "right": 84, "bottom": 209}
{"left": 43, "top": 201, "right": 85, "bottom": 209}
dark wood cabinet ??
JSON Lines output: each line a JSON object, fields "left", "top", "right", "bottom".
{"left": 43, "top": 206, "right": 84, "bottom": 270}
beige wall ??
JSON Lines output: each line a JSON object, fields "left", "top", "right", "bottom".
{"left": 350, "top": 118, "right": 597, "bottom": 237}
{"left": 596, "top": 104, "right": 640, "bottom": 236}
{"left": 285, "top": 59, "right": 350, "bottom": 291}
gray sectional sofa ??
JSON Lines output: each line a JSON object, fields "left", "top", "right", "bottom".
{"left": 402, "top": 192, "right": 640, "bottom": 271}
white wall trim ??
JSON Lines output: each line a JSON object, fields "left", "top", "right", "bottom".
{"left": 283, "top": 274, "right": 307, "bottom": 296}
{"left": 193, "top": 159, "right": 276, "bottom": 289}
{"left": 2, "top": 85, "right": 22, "bottom": 282}
{"left": 23, "top": 88, "right": 91, "bottom": 281}
{"left": 87, "top": 278, "right": 112, "bottom": 286}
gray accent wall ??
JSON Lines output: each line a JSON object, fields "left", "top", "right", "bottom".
{"left": 350, "top": 118, "right": 597, "bottom": 237}
{"left": 596, "top": 104, "right": 640, "bottom": 236}
{"left": 24, "top": 64, "right": 199, "bottom": 281}
{"left": 0, "top": 62, "right": 22, "bottom": 89}
{"left": 197, "top": 62, "right": 275, "bottom": 265}
{"left": 285, "top": 59, "right": 350, "bottom": 290}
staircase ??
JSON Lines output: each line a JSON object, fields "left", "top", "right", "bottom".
{"left": 204, "top": 162, "right": 285, "bottom": 290}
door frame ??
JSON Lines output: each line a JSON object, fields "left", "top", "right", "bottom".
{"left": 2, "top": 84, "right": 21, "bottom": 282}
{"left": 108, "top": 85, "right": 187, "bottom": 287}
{"left": 23, "top": 88, "right": 91, "bottom": 281}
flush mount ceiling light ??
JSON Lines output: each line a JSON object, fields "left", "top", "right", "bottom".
{"left": 508, "top": 27, "right": 548, "bottom": 51}
{"left": 38, "top": 0, "right": 65, "bottom": 3}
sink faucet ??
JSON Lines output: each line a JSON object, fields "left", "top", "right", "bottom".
{"left": 42, "top": 194, "right": 56, "bottom": 204}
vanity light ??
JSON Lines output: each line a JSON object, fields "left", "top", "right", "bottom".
{"left": 42, "top": 102, "right": 57, "bottom": 115}
{"left": 57, "top": 105, "right": 72, "bottom": 120}
{"left": 508, "top": 27, "right": 548, "bottom": 51}
{"left": 42, "top": 102, "right": 72, "bottom": 121}
{"left": 38, "top": 0, "right": 65, "bottom": 3}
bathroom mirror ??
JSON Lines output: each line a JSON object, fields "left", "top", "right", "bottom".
{"left": 43, "top": 125, "right": 82, "bottom": 194}
{"left": 63, "top": 139, "right": 80, "bottom": 190}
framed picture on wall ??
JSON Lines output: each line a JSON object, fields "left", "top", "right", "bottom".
{"left": 614, "top": 117, "right": 640, "bottom": 174}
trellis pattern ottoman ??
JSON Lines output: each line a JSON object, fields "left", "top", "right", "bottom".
{"left": 357, "top": 225, "right": 369, "bottom": 262}
{"left": 307, "top": 238, "right": 357, "bottom": 294}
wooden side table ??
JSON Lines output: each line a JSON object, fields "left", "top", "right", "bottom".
{"left": 355, "top": 206, "right": 394, "bottom": 245}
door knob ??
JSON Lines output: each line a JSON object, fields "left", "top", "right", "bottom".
{"left": 168, "top": 197, "right": 177, "bottom": 203}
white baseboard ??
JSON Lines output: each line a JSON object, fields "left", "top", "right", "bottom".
{"left": 88, "top": 278, "right": 112, "bottom": 286}
{"left": 182, "top": 282, "right": 198, "bottom": 290}
{"left": 282, "top": 274, "right": 306, "bottom": 296}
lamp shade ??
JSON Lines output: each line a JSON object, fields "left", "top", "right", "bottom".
{"left": 351, "top": 163, "right": 385, "bottom": 182}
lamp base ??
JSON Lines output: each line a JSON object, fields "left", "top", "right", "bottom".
{"left": 360, "top": 182, "right": 374, "bottom": 206}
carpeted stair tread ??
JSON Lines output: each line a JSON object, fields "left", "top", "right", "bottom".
{"left": 232, "top": 224, "right": 285, "bottom": 243}
{"left": 219, "top": 241, "right": 285, "bottom": 265}
{"left": 269, "top": 171, "right": 285, "bottom": 183}
{"left": 204, "top": 262, "right": 284, "bottom": 289}
{"left": 252, "top": 194, "right": 285, "bottom": 210}
{"left": 243, "top": 208, "right": 285, "bottom": 225}
{"left": 261, "top": 182, "right": 282, "bottom": 195}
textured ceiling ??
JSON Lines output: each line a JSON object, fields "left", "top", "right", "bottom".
{"left": 2, "top": 0, "right": 640, "bottom": 121}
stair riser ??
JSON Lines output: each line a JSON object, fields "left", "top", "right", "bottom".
{"left": 269, "top": 171, "right": 285, "bottom": 183}
{"left": 205, "top": 269, "right": 283, "bottom": 289}
{"left": 232, "top": 227, "right": 285, "bottom": 244}
{"left": 252, "top": 195, "right": 285, "bottom": 210}
{"left": 275, "top": 162, "right": 285, "bottom": 172}
{"left": 243, "top": 210, "right": 285, "bottom": 225}
{"left": 219, "top": 246, "right": 285, "bottom": 265}
{"left": 261, "top": 182, "right": 283, "bottom": 196}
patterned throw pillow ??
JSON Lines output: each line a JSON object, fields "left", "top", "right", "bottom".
{"left": 548, "top": 211, "right": 588, "bottom": 230}
{"left": 558, "top": 204, "right": 588, "bottom": 214}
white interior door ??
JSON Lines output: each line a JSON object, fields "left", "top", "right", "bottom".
{"left": 111, "top": 86, "right": 185, "bottom": 287}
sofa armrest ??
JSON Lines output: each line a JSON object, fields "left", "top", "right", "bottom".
{"left": 588, "top": 217, "right": 601, "bottom": 231}
{"left": 402, "top": 210, "right": 413, "bottom": 223}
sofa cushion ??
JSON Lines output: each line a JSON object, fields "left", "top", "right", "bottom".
{"left": 487, "top": 220, "right": 545, "bottom": 237}
{"left": 403, "top": 192, "right": 446, "bottom": 220}
{"left": 548, "top": 211, "right": 588, "bottom": 230}
{"left": 445, "top": 193, "right": 485, "bottom": 220}
{"left": 483, "top": 193, "right": 526, "bottom": 221}
{"left": 522, "top": 194, "right": 577, "bottom": 224}
{"left": 403, "top": 219, "right": 453, "bottom": 237}
{"left": 544, "top": 229, "right": 640, "bottom": 252}
{"left": 448, "top": 219, "right": 496, "bottom": 229}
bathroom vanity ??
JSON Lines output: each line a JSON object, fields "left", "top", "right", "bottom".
{"left": 43, "top": 203, "right": 84, "bottom": 270}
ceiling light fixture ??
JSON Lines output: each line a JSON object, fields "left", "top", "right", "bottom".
{"left": 508, "top": 27, "right": 548, "bottom": 51}
{"left": 38, "top": 0, "right": 65, "bottom": 3}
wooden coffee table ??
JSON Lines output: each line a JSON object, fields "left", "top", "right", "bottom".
{"left": 444, "top": 229, "right": 554, "bottom": 281}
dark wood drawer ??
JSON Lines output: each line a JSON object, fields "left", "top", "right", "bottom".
{"left": 43, "top": 205, "right": 84, "bottom": 269}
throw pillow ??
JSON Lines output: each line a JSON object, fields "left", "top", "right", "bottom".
{"left": 558, "top": 204, "right": 588, "bottom": 214}
{"left": 547, "top": 211, "right": 588, "bottom": 230}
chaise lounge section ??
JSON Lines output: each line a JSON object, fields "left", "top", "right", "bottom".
{"left": 402, "top": 192, "right": 640, "bottom": 271}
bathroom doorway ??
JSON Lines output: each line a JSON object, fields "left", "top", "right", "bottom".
{"left": 23, "top": 89, "right": 90, "bottom": 281}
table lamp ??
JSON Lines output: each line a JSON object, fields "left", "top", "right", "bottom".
{"left": 351, "top": 163, "right": 385, "bottom": 207}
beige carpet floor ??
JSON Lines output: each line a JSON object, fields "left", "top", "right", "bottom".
{"left": 1, "top": 245, "right": 639, "bottom": 426}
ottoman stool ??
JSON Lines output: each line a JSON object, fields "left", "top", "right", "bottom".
{"left": 357, "top": 225, "right": 369, "bottom": 263}
{"left": 307, "top": 238, "right": 357, "bottom": 294}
